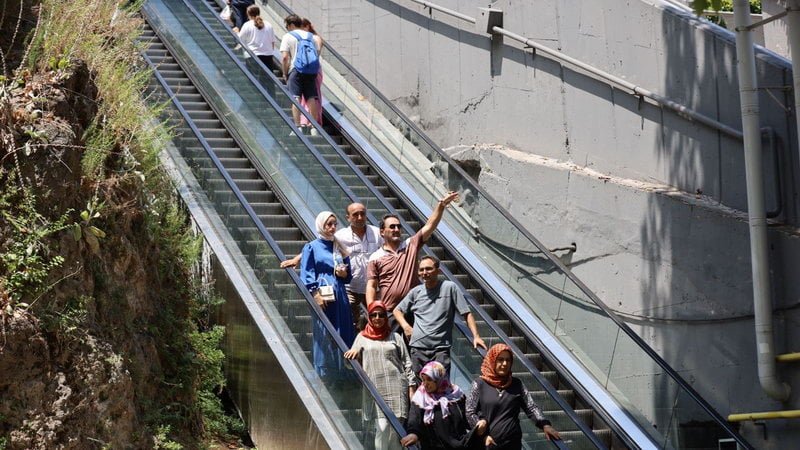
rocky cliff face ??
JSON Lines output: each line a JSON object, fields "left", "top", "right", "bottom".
{"left": 0, "top": 2, "right": 225, "bottom": 448}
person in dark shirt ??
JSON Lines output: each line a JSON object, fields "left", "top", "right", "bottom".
{"left": 227, "top": 0, "right": 255, "bottom": 31}
{"left": 466, "top": 344, "right": 560, "bottom": 449}
{"left": 401, "top": 361, "right": 480, "bottom": 450}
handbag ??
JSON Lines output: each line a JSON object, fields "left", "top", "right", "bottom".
{"left": 220, "top": 5, "right": 232, "bottom": 24}
{"left": 317, "top": 278, "right": 335, "bottom": 303}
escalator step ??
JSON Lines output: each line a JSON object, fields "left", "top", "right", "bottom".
{"left": 197, "top": 128, "right": 231, "bottom": 140}
{"left": 240, "top": 227, "right": 303, "bottom": 241}
{"left": 187, "top": 110, "right": 217, "bottom": 120}
{"left": 212, "top": 147, "right": 246, "bottom": 159}
{"left": 218, "top": 157, "right": 251, "bottom": 169}
{"left": 176, "top": 92, "right": 205, "bottom": 103}
{"left": 177, "top": 101, "right": 213, "bottom": 112}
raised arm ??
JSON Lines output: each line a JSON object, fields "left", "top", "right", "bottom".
{"left": 420, "top": 191, "right": 459, "bottom": 242}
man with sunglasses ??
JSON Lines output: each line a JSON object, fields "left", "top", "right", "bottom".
{"left": 393, "top": 255, "right": 486, "bottom": 378}
{"left": 366, "top": 191, "right": 460, "bottom": 314}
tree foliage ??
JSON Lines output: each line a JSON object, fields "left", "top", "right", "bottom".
{"left": 692, "top": 0, "right": 762, "bottom": 15}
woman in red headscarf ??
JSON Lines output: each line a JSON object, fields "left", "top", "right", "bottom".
{"left": 344, "top": 302, "right": 415, "bottom": 450}
{"left": 466, "top": 344, "right": 560, "bottom": 449}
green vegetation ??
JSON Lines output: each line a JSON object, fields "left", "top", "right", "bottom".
{"left": 1, "top": 0, "right": 245, "bottom": 447}
{"left": 692, "top": 0, "right": 762, "bottom": 14}
{"left": 0, "top": 171, "right": 70, "bottom": 303}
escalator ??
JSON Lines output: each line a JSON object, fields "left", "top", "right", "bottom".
{"left": 141, "top": 0, "right": 754, "bottom": 449}
{"left": 142, "top": 1, "right": 602, "bottom": 449}
{"left": 140, "top": 23, "right": 417, "bottom": 450}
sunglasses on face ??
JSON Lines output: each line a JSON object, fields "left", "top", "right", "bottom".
{"left": 369, "top": 312, "right": 388, "bottom": 318}
{"left": 384, "top": 224, "right": 401, "bottom": 230}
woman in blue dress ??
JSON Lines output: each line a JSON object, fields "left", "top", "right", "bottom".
{"left": 300, "top": 211, "right": 356, "bottom": 377}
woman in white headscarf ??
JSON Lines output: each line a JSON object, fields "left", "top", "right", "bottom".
{"left": 300, "top": 211, "right": 355, "bottom": 377}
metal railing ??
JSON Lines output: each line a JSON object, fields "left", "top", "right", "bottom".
{"left": 406, "top": 0, "right": 743, "bottom": 140}
{"left": 141, "top": 19, "right": 419, "bottom": 450}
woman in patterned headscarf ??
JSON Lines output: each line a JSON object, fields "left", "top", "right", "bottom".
{"left": 344, "top": 301, "right": 415, "bottom": 450}
{"left": 466, "top": 344, "right": 560, "bottom": 449}
{"left": 401, "top": 361, "right": 480, "bottom": 449}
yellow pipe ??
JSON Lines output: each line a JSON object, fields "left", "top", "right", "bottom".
{"left": 776, "top": 352, "right": 800, "bottom": 363}
{"left": 728, "top": 410, "right": 800, "bottom": 422}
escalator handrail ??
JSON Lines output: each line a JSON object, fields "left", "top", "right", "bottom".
{"left": 251, "top": 0, "right": 755, "bottom": 446}
{"left": 140, "top": 32, "right": 418, "bottom": 450}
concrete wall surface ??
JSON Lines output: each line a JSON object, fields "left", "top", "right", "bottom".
{"left": 283, "top": 0, "right": 799, "bottom": 225}
{"left": 274, "top": 0, "right": 800, "bottom": 447}
{"left": 443, "top": 144, "right": 800, "bottom": 448}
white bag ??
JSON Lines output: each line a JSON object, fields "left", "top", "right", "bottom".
{"left": 220, "top": 5, "right": 232, "bottom": 24}
{"left": 317, "top": 278, "right": 335, "bottom": 303}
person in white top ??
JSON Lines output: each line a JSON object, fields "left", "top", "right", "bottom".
{"left": 279, "top": 14, "right": 323, "bottom": 132}
{"left": 333, "top": 203, "right": 383, "bottom": 329}
{"left": 281, "top": 203, "right": 383, "bottom": 329}
{"left": 237, "top": 5, "right": 277, "bottom": 72}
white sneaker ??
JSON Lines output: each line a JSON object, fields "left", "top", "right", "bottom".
{"left": 309, "top": 127, "right": 318, "bottom": 136}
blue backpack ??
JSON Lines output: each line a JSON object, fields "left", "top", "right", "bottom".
{"left": 290, "top": 31, "right": 320, "bottom": 74}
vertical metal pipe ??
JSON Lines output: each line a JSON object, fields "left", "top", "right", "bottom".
{"left": 733, "top": 0, "right": 790, "bottom": 401}
{"left": 788, "top": 0, "right": 800, "bottom": 176}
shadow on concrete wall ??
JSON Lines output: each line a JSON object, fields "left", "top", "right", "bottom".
{"left": 635, "top": 10, "right": 751, "bottom": 448}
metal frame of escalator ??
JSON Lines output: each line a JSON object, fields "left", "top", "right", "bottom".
{"left": 168, "top": 1, "right": 600, "bottom": 448}
{"left": 140, "top": 23, "right": 420, "bottom": 450}
{"left": 215, "top": 0, "right": 754, "bottom": 448}
{"left": 177, "top": 0, "right": 605, "bottom": 449}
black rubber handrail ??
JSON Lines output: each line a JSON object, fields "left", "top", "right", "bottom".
{"left": 140, "top": 25, "right": 418, "bottom": 450}
{"left": 256, "top": 0, "right": 755, "bottom": 447}
{"left": 177, "top": 2, "right": 584, "bottom": 447}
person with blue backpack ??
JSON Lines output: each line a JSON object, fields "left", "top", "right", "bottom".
{"left": 280, "top": 14, "right": 323, "bottom": 134}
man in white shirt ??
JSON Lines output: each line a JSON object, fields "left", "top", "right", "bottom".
{"left": 334, "top": 203, "right": 383, "bottom": 329}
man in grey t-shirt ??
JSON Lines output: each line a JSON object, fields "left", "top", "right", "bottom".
{"left": 394, "top": 255, "right": 486, "bottom": 378}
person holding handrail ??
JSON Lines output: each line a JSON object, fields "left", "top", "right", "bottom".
{"left": 466, "top": 344, "right": 560, "bottom": 449}
{"left": 393, "top": 255, "right": 486, "bottom": 381}
{"left": 344, "top": 301, "right": 415, "bottom": 450}
{"left": 300, "top": 211, "right": 355, "bottom": 377}
{"left": 401, "top": 361, "right": 481, "bottom": 449}
{"left": 281, "top": 202, "right": 384, "bottom": 331}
